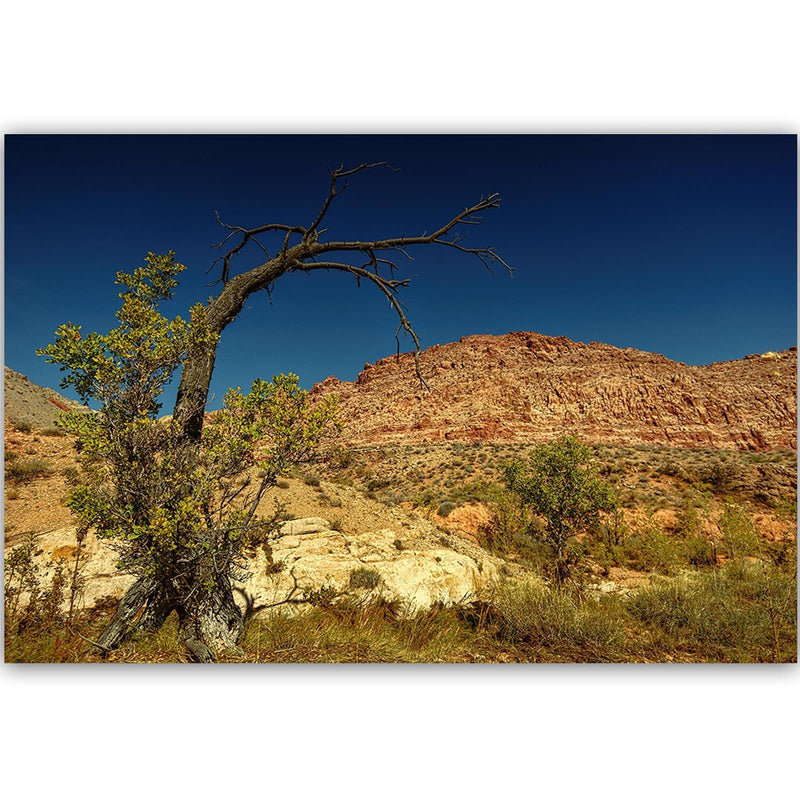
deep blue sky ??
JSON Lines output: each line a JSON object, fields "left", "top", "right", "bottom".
{"left": 4, "top": 135, "right": 797, "bottom": 410}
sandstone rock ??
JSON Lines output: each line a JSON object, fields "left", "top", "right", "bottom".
{"left": 237, "top": 522, "right": 500, "bottom": 615}
{"left": 12, "top": 520, "right": 502, "bottom": 618}
{"left": 311, "top": 332, "right": 796, "bottom": 451}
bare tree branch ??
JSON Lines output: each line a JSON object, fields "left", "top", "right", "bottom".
{"left": 175, "top": 166, "right": 509, "bottom": 440}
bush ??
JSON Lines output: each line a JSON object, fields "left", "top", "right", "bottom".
{"left": 719, "top": 503, "right": 760, "bottom": 560}
{"left": 349, "top": 567, "right": 380, "bottom": 590}
{"left": 622, "top": 523, "right": 681, "bottom": 575}
{"left": 438, "top": 500, "right": 457, "bottom": 517}
{"left": 41, "top": 428, "right": 67, "bottom": 437}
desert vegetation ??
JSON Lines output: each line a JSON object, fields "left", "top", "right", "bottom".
{"left": 5, "top": 414, "right": 796, "bottom": 662}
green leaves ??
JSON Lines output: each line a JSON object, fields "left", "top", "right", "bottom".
{"left": 37, "top": 251, "right": 340, "bottom": 599}
{"left": 37, "top": 252, "right": 196, "bottom": 415}
{"left": 503, "top": 435, "right": 615, "bottom": 583}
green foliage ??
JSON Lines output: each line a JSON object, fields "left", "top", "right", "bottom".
{"left": 627, "top": 561, "right": 797, "bottom": 661}
{"left": 719, "top": 503, "right": 761, "bottom": 560}
{"left": 4, "top": 534, "right": 70, "bottom": 661}
{"left": 36, "top": 252, "right": 340, "bottom": 611}
{"left": 491, "top": 577, "right": 623, "bottom": 657}
{"left": 502, "top": 435, "right": 615, "bottom": 583}
{"left": 437, "top": 500, "right": 457, "bottom": 517}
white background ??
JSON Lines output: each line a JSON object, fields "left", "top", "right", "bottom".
{"left": 1, "top": 2, "right": 798, "bottom": 798}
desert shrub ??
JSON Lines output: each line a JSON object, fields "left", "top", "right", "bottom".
{"left": 41, "top": 427, "right": 67, "bottom": 437}
{"left": 4, "top": 534, "right": 74, "bottom": 661}
{"left": 502, "top": 436, "right": 616, "bottom": 584}
{"left": 349, "top": 567, "right": 380, "bottom": 590}
{"left": 303, "top": 473, "right": 321, "bottom": 487}
{"left": 327, "top": 445, "right": 357, "bottom": 469}
{"left": 675, "top": 497, "right": 703, "bottom": 537}
{"left": 491, "top": 578, "right": 623, "bottom": 658}
{"left": 5, "top": 457, "right": 53, "bottom": 484}
{"left": 719, "top": 503, "right": 760, "bottom": 560}
{"left": 438, "top": 500, "right": 457, "bottom": 517}
{"left": 479, "top": 483, "right": 534, "bottom": 553}
{"left": 627, "top": 561, "right": 796, "bottom": 661}
{"left": 682, "top": 534, "right": 716, "bottom": 567}
{"left": 5, "top": 450, "right": 19, "bottom": 462}
{"left": 622, "top": 523, "right": 681, "bottom": 574}
{"left": 62, "top": 466, "right": 81, "bottom": 485}
{"left": 15, "top": 421, "right": 33, "bottom": 434}
{"left": 699, "top": 459, "right": 742, "bottom": 493}
{"left": 275, "top": 479, "right": 290, "bottom": 489}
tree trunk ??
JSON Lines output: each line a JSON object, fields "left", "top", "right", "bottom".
{"left": 178, "top": 574, "right": 243, "bottom": 659}
{"left": 173, "top": 259, "right": 291, "bottom": 442}
{"left": 96, "top": 576, "right": 158, "bottom": 652}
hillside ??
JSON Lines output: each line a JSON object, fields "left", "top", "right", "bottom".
{"left": 312, "top": 332, "right": 797, "bottom": 450}
{"left": 4, "top": 366, "right": 92, "bottom": 430}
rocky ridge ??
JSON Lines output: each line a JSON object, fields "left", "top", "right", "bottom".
{"left": 312, "top": 332, "right": 797, "bottom": 450}
{"left": 4, "top": 366, "right": 92, "bottom": 430}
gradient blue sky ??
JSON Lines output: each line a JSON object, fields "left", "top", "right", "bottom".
{"left": 4, "top": 134, "right": 797, "bottom": 410}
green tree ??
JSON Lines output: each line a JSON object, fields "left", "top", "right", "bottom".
{"left": 39, "top": 253, "right": 339, "bottom": 658}
{"left": 38, "top": 165, "right": 508, "bottom": 659}
{"left": 502, "top": 436, "right": 615, "bottom": 585}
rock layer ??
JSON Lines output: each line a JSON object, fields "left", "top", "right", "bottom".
{"left": 312, "top": 332, "right": 797, "bottom": 450}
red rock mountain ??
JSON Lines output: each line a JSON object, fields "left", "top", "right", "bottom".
{"left": 312, "top": 332, "right": 797, "bottom": 450}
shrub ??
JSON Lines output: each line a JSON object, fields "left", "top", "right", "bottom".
{"left": 719, "top": 503, "right": 760, "bottom": 560}
{"left": 303, "top": 473, "right": 321, "bottom": 487}
{"left": 438, "top": 500, "right": 457, "bottom": 517}
{"left": 14, "top": 421, "right": 33, "bottom": 434}
{"left": 349, "top": 567, "right": 380, "bottom": 590}
{"left": 622, "top": 524, "right": 681, "bottom": 575}
{"left": 41, "top": 428, "right": 67, "bottom": 437}
{"left": 627, "top": 562, "right": 796, "bottom": 661}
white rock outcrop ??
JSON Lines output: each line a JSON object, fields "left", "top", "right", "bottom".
{"left": 12, "top": 518, "right": 501, "bottom": 617}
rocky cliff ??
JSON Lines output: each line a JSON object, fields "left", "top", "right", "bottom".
{"left": 312, "top": 332, "right": 797, "bottom": 450}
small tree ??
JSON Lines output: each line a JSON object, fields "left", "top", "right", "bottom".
{"left": 38, "top": 253, "right": 339, "bottom": 658}
{"left": 502, "top": 436, "right": 615, "bottom": 585}
{"left": 36, "top": 164, "right": 509, "bottom": 658}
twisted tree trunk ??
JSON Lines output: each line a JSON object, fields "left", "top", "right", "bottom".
{"left": 95, "top": 165, "right": 507, "bottom": 660}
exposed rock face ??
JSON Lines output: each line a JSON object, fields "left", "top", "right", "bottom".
{"left": 312, "top": 332, "right": 797, "bottom": 450}
{"left": 18, "top": 518, "right": 503, "bottom": 618}
{"left": 238, "top": 518, "right": 499, "bottom": 615}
